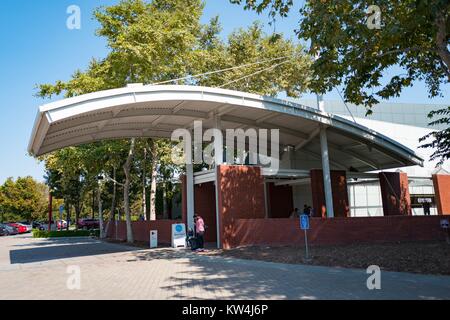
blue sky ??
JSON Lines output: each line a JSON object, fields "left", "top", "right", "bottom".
{"left": 0, "top": 0, "right": 448, "bottom": 184}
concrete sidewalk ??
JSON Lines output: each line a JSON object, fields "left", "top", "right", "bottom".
{"left": 0, "top": 234, "right": 449, "bottom": 300}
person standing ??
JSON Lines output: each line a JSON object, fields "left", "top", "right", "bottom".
{"left": 194, "top": 214, "right": 205, "bottom": 251}
{"left": 423, "top": 202, "right": 431, "bottom": 216}
{"left": 303, "top": 205, "right": 310, "bottom": 215}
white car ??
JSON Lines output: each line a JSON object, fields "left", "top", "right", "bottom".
{"left": 57, "top": 220, "right": 68, "bottom": 229}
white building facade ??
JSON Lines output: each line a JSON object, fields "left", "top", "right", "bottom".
{"left": 296, "top": 99, "right": 449, "bottom": 217}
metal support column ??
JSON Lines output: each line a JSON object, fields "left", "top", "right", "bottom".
{"left": 213, "top": 113, "right": 222, "bottom": 248}
{"left": 186, "top": 163, "right": 195, "bottom": 231}
{"left": 320, "top": 127, "right": 334, "bottom": 218}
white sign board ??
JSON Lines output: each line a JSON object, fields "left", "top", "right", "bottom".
{"left": 172, "top": 224, "right": 186, "bottom": 249}
{"left": 150, "top": 230, "right": 158, "bottom": 248}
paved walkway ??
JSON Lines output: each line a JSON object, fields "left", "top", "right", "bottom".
{"left": 0, "top": 234, "right": 449, "bottom": 300}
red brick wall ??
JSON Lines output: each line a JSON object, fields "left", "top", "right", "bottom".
{"left": 433, "top": 174, "right": 450, "bottom": 215}
{"left": 379, "top": 172, "right": 412, "bottom": 216}
{"left": 267, "top": 183, "right": 293, "bottom": 218}
{"left": 106, "top": 220, "right": 181, "bottom": 244}
{"left": 217, "top": 165, "right": 266, "bottom": 249}
{"left": 227, "top": 216, "right": 446, "bottom": 248}
{"left": 194, "top": 182, "right": 217, "bottom": 242}
{"left": 310, "top": 169, "right": 350, "bottom": 217}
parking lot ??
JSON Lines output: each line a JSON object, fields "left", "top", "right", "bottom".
{"left": 1, "top": 234, "right": 450, "bottom": 300}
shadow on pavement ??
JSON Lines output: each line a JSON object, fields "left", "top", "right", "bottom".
{"left": 131, "top": 248, "right": 321, "bottom": 299}
{"left": 128, "top": 247, "right": 450, "bottom": 300}
{"left": 9, "top": 239, "right": 140, "bottom": 264}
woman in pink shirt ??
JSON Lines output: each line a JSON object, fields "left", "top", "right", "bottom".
{"left": 194, "top": 214, "right": 205, "bottom": 251}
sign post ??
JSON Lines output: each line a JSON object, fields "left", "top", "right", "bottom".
{"left": 441, "top": 219, "right": 449, "bottom": 244}
{"left": 48, "top": 193, "right": 53, "bottom": 232}
{"left": 300, "top": 214, "right": 310, "bottom": 260}
{"left": 59, "top": 205, "right": 64, "bottom": 231}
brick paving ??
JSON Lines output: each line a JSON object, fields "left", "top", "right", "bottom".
{"left": 0, "top": 234, "right": 449, "bottom": 300}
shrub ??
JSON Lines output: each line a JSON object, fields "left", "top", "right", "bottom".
{"left": 32, "top": 229, "right": 100, "bottom": 238}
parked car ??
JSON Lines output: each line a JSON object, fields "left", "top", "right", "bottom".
{"left": 0, "top": 224, "right": 8, "bottom": 236}
{"left": 77, "top": 219, "right": 99, "bottom": 230}
{"left": 32, "top": 221, "right": 43, "bottom": 229}
{"left": 57, "top": 220, "right": 68, "bottom": 229}
{"left": 18, "top": 221, "right": 32, "bottom": 232}
{"left": 7, "top": 223, "right": 27, "bottom": 234}
{"left": 1, "top": 224, "right": 19, "bottom": 236}
{"left": 38, "top": 221, "right": 57, "bottom": 231}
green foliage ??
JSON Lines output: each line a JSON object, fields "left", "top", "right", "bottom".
{"left": 195, "top": 22, "right": 311, "bottom": 97}
{"left": 230, "top": 0, "right": 293, "bottom": 19}
{"left": 297, "top": 0, "right": 449, "bottom": 109}
{"left": 34, "top": 0, "right": 311, "bottom": 220}
{"left": 0, "top": 177, "right": 48, "bottom": 222}
{"left": 37, "top": 0, "right": 310, "bottom": 99}
{"left": 32, "top": 229, "right": 100, "bottom": 238}
{"left": 232, "top": 0, "right": 449, "bottom": 108}
{"left": 232, "top": 0, "right": 450, "bottom": 164}
{"left": 32, "top": 0, "right": 312, "bottom": 240}
{"left": 420, "top": 106, "right": 450, "bottom": 165}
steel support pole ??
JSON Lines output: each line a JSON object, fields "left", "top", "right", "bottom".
{"left": 320, "top": 127, "right": 334, "bottom": 218}
{"left": 213, "top": 113, "right": 222, "bottom": 249}
{"left": 316, "top": 78, "right": 334, "bottom": 218}
{"left": 186, "top": 163, "right": 195, "bottom": 232}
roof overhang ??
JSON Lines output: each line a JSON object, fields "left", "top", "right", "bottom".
{"left": 28, "top": 85, "right": 423, "bottom": 172}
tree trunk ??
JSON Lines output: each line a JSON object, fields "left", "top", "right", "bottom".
{"left": 163, "top": 181, "right": 168, "bottom": 219}
{"left": 105, "top": 167, "right": 117, "bottom": 239}
{"left": 74, "top": 205, "right": 81, "bottom": 231}
{"left": 149, "top": 141, "right": 158, "bottom": 221}
{"left": 98, "top": 183, "right": 104, "bottom": 239}
{"left": 123, "top": 138, "right": 135, "bottom": 243}
{"left": 111, "top": 167, "right": 117, "bottom": 221}
{"left": 92, "top": 189, "right": 96, "bottom": 219}
{"left": 64, "top": 199, "right": 71, "bottom": 231}
{"left": 66, "top": 205, "right": 70, "bottom": 231}
{"left": 435, "top": 9, "right": 450, "bottom": 80}
{"left": 142, "top": 147, "right": 148, "bottom": 220}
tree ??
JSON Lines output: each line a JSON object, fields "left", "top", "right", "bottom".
{"left": 36, "top": 0, "right": 311, "bottom": 243}
{"left": 232, "top": 0, "right": 449, "bottom": 163}
{"left": 42, "top": 148, "right": 89, "bottom": 229}
{"left": 0, "top": 177, "right": 48, "bottom": 223}
{"left": 420, "top": 106, "right": 450, "bottom": 165}
{"left": 232, "top": 0, "right": 448, "bottom": 106}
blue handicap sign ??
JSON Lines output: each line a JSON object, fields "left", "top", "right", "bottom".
{"left": 300, "top": 215, "right": 310, "bottom": 230}
{"left": 59, "top": 205, "right": 64, "bottom": 213}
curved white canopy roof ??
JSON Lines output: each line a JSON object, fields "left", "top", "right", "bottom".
{"left": 28, "top": 84, "right": 423, "bottom": 172}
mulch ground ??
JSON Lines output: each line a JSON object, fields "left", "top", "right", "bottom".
{"left": 105, "top": 238, "right": 450, "bottom": 275}
{"left": 206, "top": 241, "right": 450, "bottom": 275}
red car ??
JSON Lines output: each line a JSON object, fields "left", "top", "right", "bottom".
{"left": 77, "top": 219, "right": 99, "bottom": 230}
{"left": 8, "top": 223, "right": 28, "bottom": 234}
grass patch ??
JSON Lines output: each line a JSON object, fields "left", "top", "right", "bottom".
{"left": 32, "top": 229, "right": 99, "bottom": 238}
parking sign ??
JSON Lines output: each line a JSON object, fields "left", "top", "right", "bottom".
{"left": 300, "top": 215, "right": 310, "bottom": 230}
